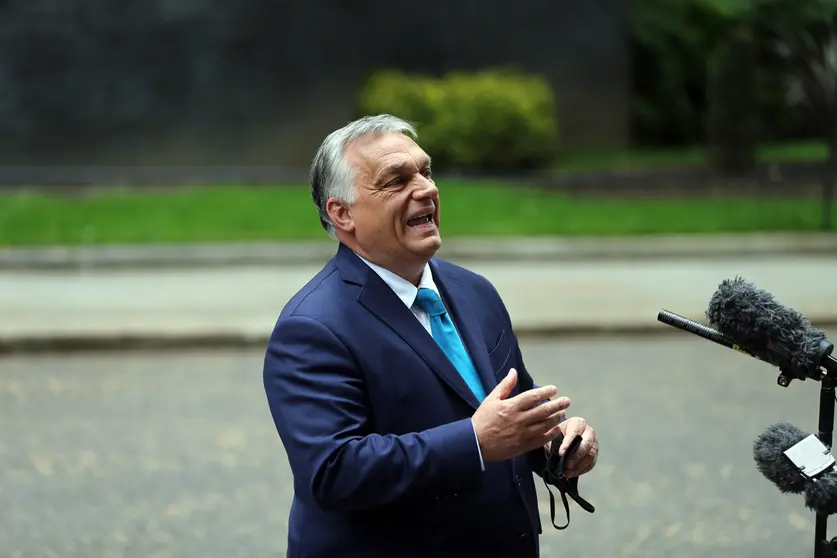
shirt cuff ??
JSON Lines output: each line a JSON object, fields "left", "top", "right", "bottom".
{"left": 471, "top": 419, "right": 485, "bottom": 472}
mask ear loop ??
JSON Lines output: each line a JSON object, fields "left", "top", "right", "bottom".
{"left": 542, "top": 434, "right": 596, "bottom": 530}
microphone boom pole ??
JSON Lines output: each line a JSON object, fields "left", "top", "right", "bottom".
{"left": 657, "top": 309, "right": 837, "bottom": 558}
{"left": 657, "top": 308, "right": 763, "bottom": 362}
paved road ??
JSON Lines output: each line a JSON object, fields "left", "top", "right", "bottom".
{"left": 1, "top": 336, "right": 831, "bottom": 557}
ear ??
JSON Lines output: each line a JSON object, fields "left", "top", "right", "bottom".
{"left": 326, "top": 198, "right": 355, "bottom": 233}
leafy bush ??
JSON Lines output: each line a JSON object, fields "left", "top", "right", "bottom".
{"left": 358, "top": 69, "right": 559, "bottom": 172}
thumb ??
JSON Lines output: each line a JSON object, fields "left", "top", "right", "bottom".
{"left": 490, "top": 368, "right": 518, "bottom": 400}
{"left": 558, "top": 418, "right": 583, "bottom": 456}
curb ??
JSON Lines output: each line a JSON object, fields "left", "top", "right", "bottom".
{"left": 1, "top": 233, "right": 835, "bottom": 270}
{"left": 6, "top": 318, "right": 837, "bottom": 356}
{"left": 0, "top": 326, "right": 665, "bottom": 356}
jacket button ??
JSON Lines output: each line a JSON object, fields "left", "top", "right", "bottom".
{"left": 520, "top": 533, "right": 530, "bottom": 547}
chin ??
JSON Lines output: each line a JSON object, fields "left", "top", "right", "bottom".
{"left": 417, "top": 236, "right": 442, "bottom": 256}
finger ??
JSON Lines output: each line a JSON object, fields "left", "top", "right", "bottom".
{"left": 522, "top": 397, "right": 571, "bottom": 425}
{"left": 508, "top": 384, "right": 559, "bottom": 410}
{"left": 573, "top": 433, "right": 595, "bottom": 460}
{"left": 525, "top": 411, "right": 565, "bottom": 440}
{"left": 564, "top": 441, "right": 588, "bottom": 470}
{"left": 565, "top": 452, "right": 596, "bottom": 478}
{"left": 573, "top": 428, "right": 596, "bottom": 460}
{"left": 558, "top": 419, "right": 587, "bottom": 456}
{"left": 572, "top": 445, "right": 598, "bottom": 474}
{"left": 541, "top": 422, "right": 563, "bottom": 445}
{"left": 489, "top": 368, "right": 518, "bottom": 400}
{"left": 566, "top": 439, "right": 597, "bottom": 473}
{"left": 548, "top": 409, "right": 567, "bottom": 425}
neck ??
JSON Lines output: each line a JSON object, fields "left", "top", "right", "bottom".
{"left": 379, "top": 259, "right": 426, "bottom": 287}
{"left": 400, "top": 267, "right": 424, "bottom": 287}
{"left": 344, "top": 242, "right": 427, "bottom": 286}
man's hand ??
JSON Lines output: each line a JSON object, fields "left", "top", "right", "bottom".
{"left": 556, "top": 416, "right": 598, "bottom": 478}
{"left": 472, "top": 368, "right": 571, "bottom": 462}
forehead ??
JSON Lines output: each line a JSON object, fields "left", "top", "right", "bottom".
{"left": 345, "top": 132, "right": 429, "bottom": 174}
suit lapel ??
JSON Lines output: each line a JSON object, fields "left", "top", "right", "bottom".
{"left": 432, "top": 261, "right": 499, "bottom": 397}
{"left": 358, "top": 278, "right": 483, "bottom": 409}
{"left": 336, "top": 245, "right": 482, "bottom": 409}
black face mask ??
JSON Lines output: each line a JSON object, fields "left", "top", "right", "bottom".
{"left": 541, "top": 432, "right": 596, "bottom": 530}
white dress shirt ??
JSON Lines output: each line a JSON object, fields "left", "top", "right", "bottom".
{"left": 355, "top": 253, "right": 486, "bottom": 472}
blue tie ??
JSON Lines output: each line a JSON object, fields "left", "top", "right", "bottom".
{"left": 415, "top": 288, "right": 487, "bottom": 402}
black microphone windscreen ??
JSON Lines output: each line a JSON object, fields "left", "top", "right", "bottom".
{"left": 706, "top": 276, "right": 827, "bottom": 373}
{"left": 752, "top": 422, "right": 808, "bottom": 494}
{"left": 804, "top": 470, "right": 837, "bottom": 515}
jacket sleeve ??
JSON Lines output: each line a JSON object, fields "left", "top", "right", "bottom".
{"left": 263, "top": 314, "right": 484, "bottom": 513}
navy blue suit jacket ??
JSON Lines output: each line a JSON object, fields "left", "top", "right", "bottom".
{"left": 263, "top": 243, "right": 548, "bottom": 558}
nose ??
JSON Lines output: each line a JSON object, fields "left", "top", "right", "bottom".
{"left": 412, "top": 174, "right": 438, "bottom": 200}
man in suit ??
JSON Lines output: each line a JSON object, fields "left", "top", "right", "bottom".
{"left": 263, "top": 114, "right": 598, "bottom": 557}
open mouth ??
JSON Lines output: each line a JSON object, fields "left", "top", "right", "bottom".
{"left": 407, "top": 213, "right": 434, "bottom": 227}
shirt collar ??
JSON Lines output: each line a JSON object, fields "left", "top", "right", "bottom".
{"left": 354, "top": 253, "right": 439, "bottom": 309}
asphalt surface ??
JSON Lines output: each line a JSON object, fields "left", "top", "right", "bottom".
{"left": 2, "top": 335, "right": 833, "bottom": 557}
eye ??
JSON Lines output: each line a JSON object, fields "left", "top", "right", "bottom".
{"left": 386, "top": 177, "right": 404, "bottom": 187}
{"left": 422, "top": 168, "right": 433, "bottom": 179}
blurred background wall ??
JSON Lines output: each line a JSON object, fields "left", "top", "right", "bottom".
{"left": 0, "top": 0, "right": 629, "bottom": 168}
{"left": 0, "top": 0, "right": 834, "bottom": 236}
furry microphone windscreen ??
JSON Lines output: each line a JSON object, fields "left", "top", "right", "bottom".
{"left": 752, "top": 422, "right": 808, "bottom": 494}
{"left": 706, "top": 276, "right": 827, "bottom": 374}
{"left": 804, "top": 468, "right": 837, "bottom": 515}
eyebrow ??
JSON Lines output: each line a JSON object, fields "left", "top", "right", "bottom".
{"left": 375, "top": 155, "right": 432, "bottom": 184}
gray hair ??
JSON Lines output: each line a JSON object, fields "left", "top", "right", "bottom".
{"left": 309, "top": 114, "right": 418, "bottom": 239}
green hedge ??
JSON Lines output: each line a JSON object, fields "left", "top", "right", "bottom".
{"left": 358, "top": 69, "right": 559, "bottom": 172}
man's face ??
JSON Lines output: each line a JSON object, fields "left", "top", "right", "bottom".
{"left": 334, "top": 132, "right": 441, "bottom": 279}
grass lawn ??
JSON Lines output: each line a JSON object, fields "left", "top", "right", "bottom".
{"left": 558, "top": 140, "right": 828, "bottom": 172}
{"left": 0, "top": 181, "right": 833, "bottom": 247}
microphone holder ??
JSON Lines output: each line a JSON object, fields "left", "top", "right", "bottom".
{"left": 810, "top": 364, "right": 837, "bottom": 558}
{"left": 656, "top": 310, "right": 837, "bottom": 558}
{"left": 766, "top": 340, "right": 837, "bottom": 558}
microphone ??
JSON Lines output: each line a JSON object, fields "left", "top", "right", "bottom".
{"left": 754, "top": 422, "right": 837, "bottom": 516}
{"left": 657, "top": 277, "right": 837, "bottom": 386}
{"left": 706, "top": 276, "right": 837, "bottom": 382}
{"left": 754, "top": 422, "right": 809, "bottom": 495}
{"left": 659, "top": 276, "right": 837, "bottom": 557}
